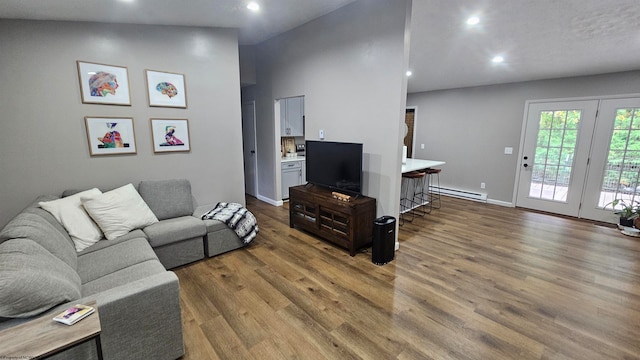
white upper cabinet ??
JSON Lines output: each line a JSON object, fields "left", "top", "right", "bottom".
{"left": 280, "top": 96, "right": 304, "bottom": 136}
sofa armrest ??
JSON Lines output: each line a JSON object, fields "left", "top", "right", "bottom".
{"left": 47, "top": 272, "right": 184, "bottom": 360}
{"left": 193, "top": 203, "right": 217, "bottom": 218}
{"left": 95, "top": 272, "right": 184, "bottom": 360}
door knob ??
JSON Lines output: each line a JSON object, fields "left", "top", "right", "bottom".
{"left": 250, "top": 150, "right": 255, "bottom": 154}
{"left": 523, "top": 163, "right": 529, "bottom": 168}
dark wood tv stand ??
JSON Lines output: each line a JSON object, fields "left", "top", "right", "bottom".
{"left": 289, "top": 184, "right": 376, "bottom": 256}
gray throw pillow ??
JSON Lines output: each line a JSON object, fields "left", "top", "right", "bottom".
{"left": 138, "top": 179, "right": 194, "bottom": 220}
{"left": 0, "top": 239, "right": 81, "bottom": 318}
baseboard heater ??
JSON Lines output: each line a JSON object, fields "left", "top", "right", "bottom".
{"left": 430, "top": 186, "right": 487, "bottom": 202}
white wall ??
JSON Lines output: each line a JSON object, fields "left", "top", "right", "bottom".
{"left": 245, "top": 0, "right": 411, "bottom": 223}
{"left": 0, "top": 20, "right": 246, "bottom": 227}
{"left": 407, "top": 70, "right": 640, "bottom": 204}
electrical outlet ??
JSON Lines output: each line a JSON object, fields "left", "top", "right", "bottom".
{"left": 504, "top": 147, "right": 513, "bottom": 155}
{"left": 480, "top": 182, "right": 486, "bottom": 189}
{"left": 421, "top": 144, "right": 425, "bottom": 149}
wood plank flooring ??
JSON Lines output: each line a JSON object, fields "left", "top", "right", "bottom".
{"left": 175, "top": 196, "right": 640, "bottom": 359}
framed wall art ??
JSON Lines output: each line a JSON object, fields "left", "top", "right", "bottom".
{"left": 145, "top": 70, "right": 187, "bottom": 108}
{"left": 150, "top": 118, "right": 191, "bottom": 153}
{"left": 85, "top": 117, "right": 137, "bottom": 156}
{"left": 77, "top": 61, "right": 131, "bottom": 105}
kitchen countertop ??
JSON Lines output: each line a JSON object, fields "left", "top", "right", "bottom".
{"left": 402, "top": 158, "right": 446, "bottom": 173}
{"left": 281, "top": 155, "right": 305, "bottom": 163}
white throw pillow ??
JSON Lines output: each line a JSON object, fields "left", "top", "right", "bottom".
{"left": 39, "top": 188, "right": 104, "bottom": 252}
{"left": 82, "top": 183, "right": 159, "bottom": 240}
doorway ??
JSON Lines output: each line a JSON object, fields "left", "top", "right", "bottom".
{"left": 404, "top": 108, "right": 416, "bottom": 157}
{"left": 242, "top": 101, "right": 258, "bottom": 197}
{"left": 515, "top": 96, "right": 640, "bottom": 223}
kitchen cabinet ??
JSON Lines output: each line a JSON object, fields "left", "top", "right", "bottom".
{"left": 282, "top": 159, "right": 305, "bottom": 199}
{"left": 280, "top": 96, "right": 304, "bottom": 136}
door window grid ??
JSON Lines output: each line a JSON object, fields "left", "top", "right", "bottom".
{"left": 599, "top": 107, "right": 640, "bottom": 209}
{"left": 529, "top": 110, "right": 580, "bottom": 202}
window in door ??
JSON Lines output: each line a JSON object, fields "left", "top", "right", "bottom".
{"left": 598, "top": 107, "right": 640, "bottom": 209}
{"left": 529, "top": 109, "right": 580, "bottom": 202}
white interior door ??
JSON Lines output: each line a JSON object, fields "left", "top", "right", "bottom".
{"left": 242, "top": 101, "right": 258, "bottom": 197}
{"left": 580, "top": 97, "right": 640, "bottom": 222}
{"left": 516, "top": 100, "right": 598, "bottom": 216}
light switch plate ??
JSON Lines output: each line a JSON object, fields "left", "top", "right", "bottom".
{"left": 504, "top": 147, "right": 513, "bottom": 155}
{"left": 319, "top": 129, "right": 325, "bottom": 139}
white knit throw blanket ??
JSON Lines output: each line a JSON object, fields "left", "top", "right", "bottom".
{"left": 201, "top": 202, "right": 258, "bottom": 244}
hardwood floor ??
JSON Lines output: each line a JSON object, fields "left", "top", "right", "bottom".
{"left": 175, "top": 196, "right": 640, "bottom": 359}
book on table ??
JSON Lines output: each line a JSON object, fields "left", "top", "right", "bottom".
{"left": 53, "top": 304, "right": 95, "bottom": 325}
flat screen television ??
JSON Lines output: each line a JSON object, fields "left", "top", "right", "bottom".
{"left": 305, "top": 140, "right": 363, "bottom": 196}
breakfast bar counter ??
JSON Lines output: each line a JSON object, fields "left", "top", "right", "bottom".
{"left": 400, "top": 158, "right": 445, "bottom": 222}
{"left": 402, "top": 158, "right": 446, "bottom": 173}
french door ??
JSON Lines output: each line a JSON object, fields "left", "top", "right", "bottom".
{"left": 581, "top": 98, "right": 640, "bottom": 222}
{"left": 516, "top": 97, "right": 640, "bottom": 223}
{"left": 516, "top": 100, "right": 598, "bottom": 217}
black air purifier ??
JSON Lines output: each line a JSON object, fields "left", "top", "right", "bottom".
{"left": 372, "top": 216, "right": 395, "bottom": 265}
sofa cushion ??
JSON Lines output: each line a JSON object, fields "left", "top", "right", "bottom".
{"left": 82, "top": 183, "right": 158, "bottom": 240}
{"left": 194, "top": 204, "right": 228, "bottom": 233}
{"left": 23, "top": 195, "right": 72, "bottom": 239}
{"left": 0, "top": 239, "right": 81, "bottom": 318}
{"left": 39, "top": 188, "right": 104, "bottom": 252}
{"left": 81, "top": 260, "right": 166, "bottom": 296}
{"left": 76, "top": 237, "right": 160, "bottom": 283}
{"left": 143, "top": 216, "right": 206, "bottom": 248}
{"left": 77, "top": 229, "right": 147, "bottom": 256}
{"left": 138, "top": 179, "right": 194, "bottom": 221}
{"left": 202, "top": 218, "right": 229, "bottom": 233}
{"left": 0, "top": 212, "right": 77, "bottom": 270}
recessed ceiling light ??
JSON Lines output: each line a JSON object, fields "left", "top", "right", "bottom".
{"left": 247, "top": 2, "right": 260, "bottom": 11}
{"left": 492, "top": 55, "right": 505, "bottom": 63}
{"left": 406, "top": 70, "right": 413, "bottom": 77}
{"left": 466, "top": 16, "right": 480, "bottom": 25}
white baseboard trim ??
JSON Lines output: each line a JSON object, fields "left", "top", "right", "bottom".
{"left": 487, "top": 198, "right": 514, "bottom": 207}
{"left": 257, "top": 194, "right": 283, "bottom": 207}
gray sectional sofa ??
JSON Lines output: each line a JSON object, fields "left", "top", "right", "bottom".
{"left": 0, "top": 179, "right": 248, "bottom": 360}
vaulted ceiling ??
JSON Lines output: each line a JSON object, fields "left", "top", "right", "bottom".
{"left": 2, "top": 0, "right": 639, "bottom": 93}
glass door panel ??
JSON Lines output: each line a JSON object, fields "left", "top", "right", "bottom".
{"left": 581, "top": 98, "right": 640, "bottom": 222}
{"left": 528, "top": 110, "right": 580, "bottom": 202}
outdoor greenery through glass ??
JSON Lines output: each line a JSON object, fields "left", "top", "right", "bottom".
{"left": 599, "top": 107, "right": 640, "bottom": 209}
{"left": 529, "top": 110, "right": 580, "bottom": 202}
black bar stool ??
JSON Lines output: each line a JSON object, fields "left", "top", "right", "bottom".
{"left": 400, "top": 170, "right": 426, "bottom": 225}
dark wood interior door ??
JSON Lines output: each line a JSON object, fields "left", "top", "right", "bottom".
{"left": 404, "top": 109, "right": 415, "bottom": 158}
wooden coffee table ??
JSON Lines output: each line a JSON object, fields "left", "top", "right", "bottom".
{"left": 0, "top": 300, "right": 103, "bottom": 359}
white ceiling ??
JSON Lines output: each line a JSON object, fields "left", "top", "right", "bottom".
{"left": 409, "top": 0, "right": 640, "bottom": 92}
{"left": 2, "top": 0, "right": 640, "bottom": 93}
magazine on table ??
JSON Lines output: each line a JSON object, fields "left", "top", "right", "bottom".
{"left": 53, "top": 304, "right": 95, "bottom": 325}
